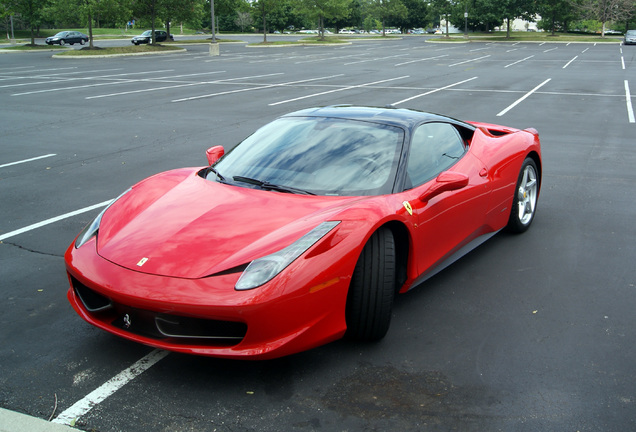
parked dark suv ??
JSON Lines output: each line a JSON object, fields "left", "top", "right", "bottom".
{"left": 131, "top": 30, "right": 174, "bottom": 45}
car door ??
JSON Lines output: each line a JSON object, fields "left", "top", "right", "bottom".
{"left": 404, "top": 122, "right": 491, "bottom": 282}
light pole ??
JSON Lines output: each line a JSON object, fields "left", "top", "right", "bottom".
{"left": 210, "top": 0, "right": 216, "bottom": 42}
{"left": 464, "top": 2, "right": 468, "bottom": 37}
{"left": 209, "top": 0, "right": 219, "bottom": 56}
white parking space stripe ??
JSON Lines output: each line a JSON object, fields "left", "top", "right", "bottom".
{"left": 625, "top": 80, "right": 635, "bottom": 123}
{"left": 86, "top": 72, "right": 283, "bottom": 99}
{"left": 497, "top": 78, "right": 551, "bottom": 117}
{"left": 392, "top": 76, "right": 478, "bottom": 106}
{"left": 86, "top": 82, "right": 210, "bottom": 99}
{"left": 0, "top": 153, "right": 56, "bottom": 168}
{"left": 173, "top": 74, "right": 343, "bottom": 103}
{"left": 0, "top": 67, "right": 76, "bottom": 76}
{"left": 9, "top": 70, "right": 177, "bottom": 95}
{"left": 269, "top": 76, "right": 409, "bottom": 106}
{"left": 12, "top": 80, "right": 141, "bottom": 96}
{"left": 394, "top": 54, "right": 448, "bottom": 67}
{"left": 505, "top": 55, "right": 534, "bottom": 68}
{"left": 0, "top": 200, "right": 111, "bottom": 242}
{"left": 448, "top": 55, "right": 490, "bottom": 67}
{"left": 562, "top": 56, "right": 578, "bottom": 69}
{"left": 341, "top": 53, "right": 409, "bottom": 66}
{"left": 0, "top": 68, "right": 122, "bottom": 83}
{"left": 52, "top": 349, "right": 169, "bottom": 426}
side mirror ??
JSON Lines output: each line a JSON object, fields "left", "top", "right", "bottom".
{"left": 206, "top": 145, "right": 225, "bottom": 165}
{"left": 418, "top": 171, "right": 469, "bottom": 203}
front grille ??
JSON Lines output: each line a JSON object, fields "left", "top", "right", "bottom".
{"left": 70, "top": 275, "right": 246, "bottom": 346}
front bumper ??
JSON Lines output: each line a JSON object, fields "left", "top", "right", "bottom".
{"left": 65, "top": 236, "right": 353, "bottom": 359}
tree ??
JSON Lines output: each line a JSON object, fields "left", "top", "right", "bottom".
{"left": 301, "top": 0, "right": 352, "bottom": 39}
{"left": 579, "top": 0, "right": 635, "bottom": 36}
{"left": 535, "top": 0, "right": 577, "bottom": 34}
{"left": 132, "top": 0, "right": 160, "bottom": 43}
{"left": 365, "top": 0, "right": 408, "bottom": 35}
{"left": 428, "top": 0, "right": 453, "bottom": 36}
{"left": 158, "top": 0, "right": 203, "bottom": 39}
{"left": 393, "top": 0, "right": 431, "bottom": 33}
{"left": 235, "top": 10, "right": 252, "bottom": 31}
{"left": 252, "top": 0, "right": 280, "bottom": 42}
{"left": 10, "top": 0, "right": 49, "bottom": 44}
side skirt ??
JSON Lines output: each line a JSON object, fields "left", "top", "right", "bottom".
{"left": 408, "top": 230, "right": 501, "bottom": 291}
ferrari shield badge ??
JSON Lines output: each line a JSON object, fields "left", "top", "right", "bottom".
{"left": 137, "top": 257, "right": 149, "bottom": 267}
{"left": 402, "top": 201, "right": 413, "bottom": 216}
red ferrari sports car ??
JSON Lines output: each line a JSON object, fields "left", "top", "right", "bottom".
{"left": 65, "top": 106, "right": 541, "bottom": 359}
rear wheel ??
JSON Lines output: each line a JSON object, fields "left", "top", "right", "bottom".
{"left": 507, "top": 157, "right": 540, "bottom": 233}
{"left": 345, "top": 227, "right": 396, "bottom": 341}
{"left": 80, "top": 39, "right": 85, "bottom": 45}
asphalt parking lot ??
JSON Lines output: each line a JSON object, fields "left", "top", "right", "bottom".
{"left": 1, "top": 35, "right": 635, "bottom": 431}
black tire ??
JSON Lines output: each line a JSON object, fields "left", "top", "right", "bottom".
{"left": 80, "top": 39, "right": 85, "bottom": 45}
{"left": 345, "top": 227, "right": 396, "bottom": 341}
{"left": 60, "top": 39, "right": 65, "bottom": 46}
{"left": 507, "top": 157, "right": 540, "bottom": 233}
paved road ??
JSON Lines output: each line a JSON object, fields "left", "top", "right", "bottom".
{"left": 1, "top": 37, "right": 635, "bottom": 431}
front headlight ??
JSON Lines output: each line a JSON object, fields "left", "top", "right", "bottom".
{"left": 74, "top": 188, "right": 131, "bottom": 249}
{"left": 235, "top": 221, "right": 340, "bottom": 290}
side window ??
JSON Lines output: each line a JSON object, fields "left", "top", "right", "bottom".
{"left": 406, "top": 123, "right": 466, "bottom": 188}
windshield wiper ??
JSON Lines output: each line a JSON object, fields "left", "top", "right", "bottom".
{"left": 207, "top": 166, "right": 227, "bottom": 182}
{"left": 232, "top": 175, "right": 315, "bottom": 195}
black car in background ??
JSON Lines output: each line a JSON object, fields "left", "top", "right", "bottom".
{"left": 45, "top": 31, "right": 89, "bottom": 46}
{"left": 131, "top": 30, "right": 174, "bottom": 45}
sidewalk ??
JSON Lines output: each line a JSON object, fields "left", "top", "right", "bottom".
{"left": 0, "top": 408, "right": 75, "bottom": 432}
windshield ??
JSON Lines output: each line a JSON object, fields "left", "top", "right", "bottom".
{"left": 141, "top": 30, "right": 152, "bottom": 36}
{"left": 627, "top": 30, "right": 636, "bottom": 35}
{"left": 54, "top": 32, "right": 68, "bottom": 37}
{"left": 211, "top": 116, "right": 404, "bottom": 196}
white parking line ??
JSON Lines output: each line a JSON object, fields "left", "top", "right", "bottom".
{"left": 394, "top": 54, "right": 448, "bottom": 67}
{"left": 0, "top": 200, "right": 111, "bottom": 242}
{"left": 342, "top": 53, "right": 409, "bottom": 66}
{"left": 0, "top": 153, "right": 56, "bottom": 168}
{"left": 505, "top": 55, "right": 534, "bottom": 68}
{"left": 448, "top": 55, "right": 490, "bottom": 67}
{"left": 497, "top": 78, "right": 551, "bottom": 117}
{"left": 173, "top": 74, "right": 343, "bottom": 103}
{"left": 392, "top": 76, "right": 478, "bottom": 106}
{"left": 10, "top": 70, "right": 176, "bottom": 96}
{"left": 269, "top": 76, "right": 409, "bottom": 106}
{"left": 52, "top": 349, "right": 169, "bottom": 426}
{"left": 625, "top": 80, "right": 635, "bottom": 123}
{"left": 563, "top": 56, "right": 578, "bottom": 69}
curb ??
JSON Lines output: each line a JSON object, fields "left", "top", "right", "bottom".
{"left": 51, "top": 48, "right": 187, "bottom": 58}
{"left": 0, "top": 408, "right": 75, "bottom": 432}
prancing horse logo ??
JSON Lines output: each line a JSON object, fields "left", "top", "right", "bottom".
{"left": 123, "top": 314, "right": 131, "bottom": 329}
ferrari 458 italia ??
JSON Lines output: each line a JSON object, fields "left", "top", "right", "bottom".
{"left": 65, "top": 106, "right": 542, "bottom": 359}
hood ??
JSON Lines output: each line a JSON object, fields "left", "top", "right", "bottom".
{"left": 97, "top": 169, "right": 358, "bottom": 279}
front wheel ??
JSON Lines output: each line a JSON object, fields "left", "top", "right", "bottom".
{"left": 507, "top": 157, "right": 540, "bottom": 233}
{"left": 59, "top": 39, "right": 65, "bottom": 46}
{"left": 345, "top": 227, "right": 396, "bottom": 341}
